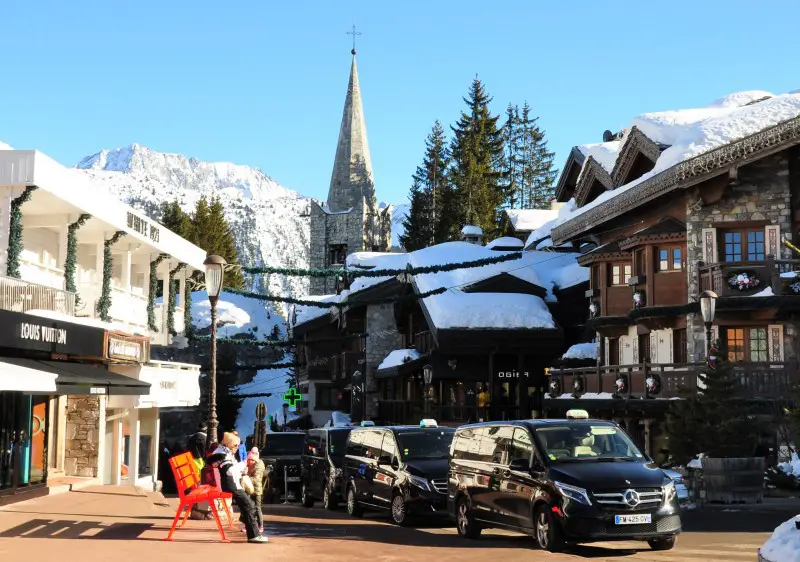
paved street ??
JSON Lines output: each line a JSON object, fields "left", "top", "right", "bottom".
{"left": 0, "top": 486, "right": 793, "bottom": 561}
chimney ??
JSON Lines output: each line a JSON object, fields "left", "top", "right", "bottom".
{"left": 460, "top": 225, "right": 483, "bottom": 245}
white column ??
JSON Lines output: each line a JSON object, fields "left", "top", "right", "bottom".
{"left": 121, "top": 248, "right": 132, "bottom": 292}
{"left": 161, "top": 262, "right": 170, "bottom": 334}
{"left": 57, "top": 223, "right": 69, "bottom": 288}
{"left": 0, "top": 190, "right": 16, "bottom": 273}
{"left": 130, "top": 409, "right": 141, "bottom": 485}
{"left": 112, "top": 416, "right": 123, "bottom": 486}
{"left": 97, "top": 396, "right": 107, "bottom": 482}
{"left": 152, "top": 408, "right": 161, "bottom": 492}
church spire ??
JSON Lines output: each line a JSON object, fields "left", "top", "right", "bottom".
{"left": 326, "top": 42, "right": 375, "bottom": 212}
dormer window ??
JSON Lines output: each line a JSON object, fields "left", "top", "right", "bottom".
{"left": 329, "top": 244, "right": 347, "bottom": 266}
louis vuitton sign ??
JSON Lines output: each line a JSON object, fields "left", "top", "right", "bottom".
{"left": 0, "top": 309, "right": 105, "bottom": 357}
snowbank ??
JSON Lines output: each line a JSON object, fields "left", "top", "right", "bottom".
{"left": 234, "top": 352, "right": 298, "bottom": 434}
{"left": 325, "top": 411, "right": 353, "bottom": 427}
{"left": 760, "top": 514, "right": 800, "bottom": 562}
{"left": 423, "top": 291, "right": 555, "bottom": 330}
{"left": 191, "top": 290, "right": 282, "bottom": 338}
{"left": 563, "top": 342, "right": 598, "bottom": 360}
{"left": 778, "top": 453, "right": 800, "bottom": 477}
{"left": 504, "top": 209, "right": 559, "bottom": 231}
{"left": 378, "top": 349, "right": 422, "bottom": 370}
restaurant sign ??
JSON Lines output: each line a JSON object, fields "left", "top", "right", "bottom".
{"left": 107, "top": 333, "right": 150, "bottom": 363}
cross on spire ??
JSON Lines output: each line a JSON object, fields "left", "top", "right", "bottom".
{"left": 346, "top": 24, "right": 362, "bottom": 55}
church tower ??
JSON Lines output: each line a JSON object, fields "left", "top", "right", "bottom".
{"left": 309, "top": 47, "right": 393, "bottom": 295}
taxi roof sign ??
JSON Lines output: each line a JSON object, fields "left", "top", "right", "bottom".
{"left": 360, "top": 421, "right": 375, "bottom": 427}
{"left": 566, "top": 409, "right": 589, "bottom": 420}
{"left": 420, "top": 419, "right": 438, "bottom": 427}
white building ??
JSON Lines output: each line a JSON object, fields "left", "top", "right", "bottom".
{"left": 0, "top": 148, "right": 204, "bottom": 500}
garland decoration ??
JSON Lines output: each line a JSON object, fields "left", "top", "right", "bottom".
{"left": 184, "top": 278, "right": 195, "bottom": 340}
{"left": 222, "top": 285, "right": 448, "bottom": 309}
{"left": 97, "top": 231, "right": 126, "bottom": 322}
{"left": 64, "top": 214, "right": 92, "bottom": 307}
{"left": 241, "top": 252, "right": 523, "bottom": 279}
{"left": 646, "top": 374, "right": 661, "bottom": 396}
{"left": 615, "top": 374, "right": 628, "bottom": 395}
{"left": 6, "top": 186, "right": 38, "bottom": 279}
{"left": 790, "top": 280, "right": 800, "bottom": 294}
{"left": 548, "top": 378, "right": 561, "bottom": 396}
{"left": 727, "top": 271, "right": 760, "bottom": 291}
{"left": 589, "top": 301, "right": 599, "bottom": 318}
{"left": 147, "top": 254, "right": 170, "bottom": 331}
{"left": 572, "top": 376, "right": 584, "bottom": 395}
{"left": 167, "top": 263, "right": 187, "bottom": 335}
{"left": 633, "top": 291, "right": 645, "bottom": 309}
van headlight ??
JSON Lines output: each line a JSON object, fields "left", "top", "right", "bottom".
{"left": 663, "top": 481, "right": 676, "bottom": 503}
{"left": 408, "top": 475, "right": 431, "bottom": 491}
{"left": 554, "top": 481, "right": 591, "bottom": 506}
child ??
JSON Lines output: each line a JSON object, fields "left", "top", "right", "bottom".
{"left": 246, "top": 448, "right": 266, "bottom": 533}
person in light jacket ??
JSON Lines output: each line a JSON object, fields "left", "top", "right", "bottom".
{"left": 246, "top": 448, "right": 266, "bottom": 533}
{"left": 206, "top": 432, "right": 268, "bottom": 544}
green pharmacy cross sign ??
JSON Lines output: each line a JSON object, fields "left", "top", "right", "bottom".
{"left": 283, "top": 388, "right": 303, "bottom": 408}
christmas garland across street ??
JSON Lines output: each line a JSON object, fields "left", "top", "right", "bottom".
{"left": 64, "top": 214, "right": 92, "bottom": 307}
{"left": 97, "top": 231, "right": 127, "bottom": 322}
{"left": 223, "top": 285, "right": 448, "bottom": 309}
{"left": 147, "top": 254, "right": 170, "bottom": 332}
{"left": 241, "top": 251, "right": 523, "bottom": 279}
{"left": 5, "top": 186, "right": 38, "bottom": 279}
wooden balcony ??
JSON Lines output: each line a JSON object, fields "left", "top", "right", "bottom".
{"left": 548, "top": 362, "right": 798, "bottom": 400}
{"left": 332, "top": 350, "right": 365, "bottom": 381}
{"left": 698, "top": 257, "right": 800, "bottom": 297}
{"left": 413, "top": 330, "right": 436, "bottom": 354}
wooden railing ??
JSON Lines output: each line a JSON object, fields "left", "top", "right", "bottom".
{"left": 548, "top": 362, "right": 799, "bottom": 400}
{"left": 414, "top": 330, "right": 436, "bottom": 354}
{"left": 698, "top": 257, "right": 800, "bottom": 297}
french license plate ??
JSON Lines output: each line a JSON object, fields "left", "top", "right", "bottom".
{"left": 615, "top": 514, "right": 652, "bottom": 525}
{"left": 285, "top": 476, "right": 301, "bottom": 482}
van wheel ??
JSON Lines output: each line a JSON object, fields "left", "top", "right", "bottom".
{"left": 648, "top": 537, "right": 676, "bottom": 551}
{"left": 391, "top": 493, "right": 409, "bottom": 525}
{"left": 346, "top": 485, "right": 363, "bottom": 517}
{"left": 535, "top": 505, "right": 565, "bottom": 552}
{"left": 301, "top": 484, "right": 314, "bottom": 508}
{"left": 456, "top": 497, "right": 481, "bottom": 539}
{"left": 323, "top": 482, "right": 337, "bottom": 510}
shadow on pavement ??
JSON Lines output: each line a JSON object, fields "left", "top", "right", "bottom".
{"left": 0, "top": 519, "right": 156, "bottom": 540}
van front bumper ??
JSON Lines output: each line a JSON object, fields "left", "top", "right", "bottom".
{"left": 560, "top": 504, "right": 681, "bottom": 542}
{"left": 407, "top": 487, "right": 448, "bottom": 514}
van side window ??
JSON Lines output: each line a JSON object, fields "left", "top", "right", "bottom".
{"left": 453, "top": 428, "right": 486, "bottom": 462}
{"left": 486, "top": 426, "right": 514, "bottom": 465}
{"left": 509, "top": 428, "right": 533, "bottom": 464}
{"left": 305, "top": 432, "right": 321, "bottom": 456}
{"left": 381, "top": 433, "right": 399, "bottom": 460}
{"left": 346, "top": 430, "right": 365, "bottom": 457}
{"left": 362, "top": 430, "right": 383, "bottom": 460}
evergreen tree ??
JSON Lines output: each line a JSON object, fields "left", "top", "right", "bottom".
{"left": 160, "top": 200, "right": 193, "bottom": 239}
{"left": 517, "top": 102, "right": 558, "bottom": 209}
{"left": 444, "top": 77, "right": 506, "bottom": 239}
{"left": 400, "top": 120, "right": 450, "bottom": 250}
{"left": 189, "top": 196, "right": 244, "bottom": 289}
{"left": 502, "top": 104, "right": 522, "bottom": 209}
{"left": 666, "top": 344, "right": 764, "bottom": 464}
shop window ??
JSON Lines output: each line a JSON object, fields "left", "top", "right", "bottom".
{"left": 609, "top": 263, "right": 632, "bottom": 286}
{"left": 725, "top": 327, "right": 768, "bottom": 362}
{"left": 656, "top": 246, "right": 683, "bottom": 271}
{"left": 329, "top": 244, "right": 347, "bottom": 266}
{"left": 673, "top": 329, "right": 687, "bottom": 363}
{"left": 138, "top": 435, "right": 152, "bottom": 476}
{"left": 721, "top": 229, "right": 764, "bottom": 262}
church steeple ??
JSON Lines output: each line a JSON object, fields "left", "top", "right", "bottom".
{"left": 326, "top": 51, "right": 375, "bottom": 212}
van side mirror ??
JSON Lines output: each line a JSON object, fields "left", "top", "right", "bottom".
{"left": 378, "top": 455, "right": 392, "bottom": 465}
{"left": 509, "top": 458, "right": 530, "bottom": 472}
{"left": 531, "top": 458, "right": 545, "bottom": 473}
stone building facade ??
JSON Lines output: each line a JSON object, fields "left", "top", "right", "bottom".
{"left": 64, "top": 395, "right": 104, "bottom": 478}
{"left": 309, "top": 54, "right": 392, "bottom": 296}
{"left": 364, "top": 303, "right": 405, "bottom": 419}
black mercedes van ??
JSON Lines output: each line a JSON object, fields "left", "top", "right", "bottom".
{"left": 300, "top": 427, "right": 352, "bottom": 510}
{"left": 342, "top": 423, "right": 455, "bottom": 525}
{"left": 447, "top": 413, "right": 681, "bottom": 552}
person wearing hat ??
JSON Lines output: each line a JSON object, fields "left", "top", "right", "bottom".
{"left": 231, "top": 431, "right": 248, "bottom": 462}
{"left": 206, "top": 432, "right": 268, "bottom": 543}
{"left": 246, "top": 448, "right": 266, "bottom": 533}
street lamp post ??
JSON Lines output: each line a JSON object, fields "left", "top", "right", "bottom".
{"left": 204, "top": 254, "right": 227, "bottom": 448}
{"left": 282, "top": 403, "right": 289, "bottom": 430}
{"left": 423, "top": 364, "right": 433, "bottom": 415}
{"left": 699, "top": 290, "right": 718, "bottom": 356}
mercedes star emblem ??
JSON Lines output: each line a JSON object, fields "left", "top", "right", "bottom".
{"left": 623, "top": 489, "right": 641, "bottom": 507}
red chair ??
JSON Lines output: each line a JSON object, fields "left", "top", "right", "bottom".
{"left": 164, "top": 452, "right": 230, "bottom": 542}
{"left": 203, "top": 463, "right": 236, "bottom": 529}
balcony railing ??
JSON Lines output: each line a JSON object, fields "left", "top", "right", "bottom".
{"left": 698, "top": 257, "right": 800, "bottom": 297}
{"left": 0, "top": 273, "right": 75, "bottom": 316}
{"left": 548, "top": 362, "right": 799, "bottom": 400}
{"left": 332, "top": 351, "right": 364, "bottom": 381}
{"left": 414, "top": 330, "right": 436, "bottom": 354}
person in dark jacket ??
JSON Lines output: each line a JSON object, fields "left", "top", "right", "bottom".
{"left": 206, "top": 432, "right": 268, "bottom": 544}
{"left": 187, "top": 422, "right": 207, "bottom": 459}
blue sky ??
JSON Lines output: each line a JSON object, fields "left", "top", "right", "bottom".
{"left": 2, "top": 1, "right": 798, "bottom": 206}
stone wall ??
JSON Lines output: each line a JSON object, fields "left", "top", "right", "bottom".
{"left": 685, "top": 152, "right": 793, "bottom": 360}
{"left": 364, "top": 303, "right": 404, "bottom": 419}
{"left": 64, "top": 395, "right": 101, "bottom": 478}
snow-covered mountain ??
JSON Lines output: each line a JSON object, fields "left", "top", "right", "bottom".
{"left": 76, "top": 143, "right": 311, "bottom": 308}
{"left": 389, "top": 202, "right": 409, "bottom": 250}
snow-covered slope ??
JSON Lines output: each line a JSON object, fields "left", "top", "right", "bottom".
{"left": 75, "top": 144, "right": 311, "bottom": 306}
{"left": 390, "top": 202, "right": 409, "bottom": 250}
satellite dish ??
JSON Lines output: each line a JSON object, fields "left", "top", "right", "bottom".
{"left": 602, "top": 130, "right": 615, "bottom": 143}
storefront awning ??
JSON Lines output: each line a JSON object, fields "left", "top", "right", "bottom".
{"left": 0, "top": 358, "right": 150, "bottom": 396}
{"left": 0, "top": 358, "right": 58, "bottom": 393}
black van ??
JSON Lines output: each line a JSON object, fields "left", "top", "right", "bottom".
{"left": 259, "top": 431, "right": 306, "bottom": 502}
{"left": 342, "top": 424, "right": 456, "bottom": 525}
{"left": 448, "top": 415, "right": 681, "bottom": 552}
{"left": 300, "top": 427, "right": 352, "bottom": 510}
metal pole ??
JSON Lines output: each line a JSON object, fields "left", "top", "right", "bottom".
{"left": 283, "top": 466, "right": 290, "bottom": 505}
{"left": 207, "top": 298, "right": 219, "bottom": 448}
{"left": 705, "top": 321, "right": 713, "bottom": 357}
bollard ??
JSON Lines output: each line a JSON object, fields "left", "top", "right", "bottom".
{"left": 283, "top": 466, "right": 290, "bottom": 505}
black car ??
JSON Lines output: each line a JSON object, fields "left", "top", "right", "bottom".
{"left": 260, "top": 431, "right": 306, "bottom": 503}
{"left": 300, "top": 427, "right": 352, "bottom": 510}
{"left": 448, "top": 413, "right": 681, "bottom": 552}
{"left": 342, "top": 424, "right": 455, "bottom": 525}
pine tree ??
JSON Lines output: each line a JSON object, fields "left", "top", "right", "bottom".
{"left": 445, "top": 77, "right": 506, "bottom": 239}
{"left": 502, "top": 104, "right": 522, "bottom": 209}
{"left": 160, "top": 200, "right": 193, "bottom": 239}
{"left": 517, "top": 102, "right": 558, "bottom": 209}
{"left": 189, "top": 196, "right": 244, "bottom": 289}
{"left": 400, "top": 120, "right": 450, "bottom": 250}
{"left": 666, "top": 344, "right": 764, "bottom": 464}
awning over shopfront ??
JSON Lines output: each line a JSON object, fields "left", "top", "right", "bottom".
{"left": 0, "top": 359, "right": 58, "bottom": 392}
{"left": 0, "top": 358, "right": 150, "bottom": 396}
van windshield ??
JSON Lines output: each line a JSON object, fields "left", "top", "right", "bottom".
{"left": 396, "top": 430, "right": 454, "bottom": 461}
{"left": 328, "top": 431, "right": 349, "bottom": 458}
{"left": 534, "top": 424, "right": 645, "bottom": 463}
{"left": 262, "top": 434, "right": 305, "bottom": 456}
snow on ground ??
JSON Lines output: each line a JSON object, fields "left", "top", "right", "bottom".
{"left": 778, "top": 453, "right": 800, "bottom": 477}
{"left": 760, "top": 514, "right": 800, "bottom": 562}
{"left": 378, "top": 349, "right": 422, "bottom": 370}
{"left": 751, "top": 287, "right": 775, "bottom": 297}
{"left": 566, "top": 90, "right": 800, "bottom": 222}
{"left": 191, "top": 290, "right": 282, "bottom": 338}
{"left": 234, "top": 352, "right": 299, "bottom": 435}
{"left": 563, "top": 342, "right": 598, "bottom": 360}
{"left": 504, "top": 209, "right": 559, "bottom": 231}
{"left": 324, "top": 411, "right": 354, "bottom": 427}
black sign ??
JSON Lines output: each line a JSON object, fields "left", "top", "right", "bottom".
{"left": 0, "top": 309, "right": 106, "bottom": 358}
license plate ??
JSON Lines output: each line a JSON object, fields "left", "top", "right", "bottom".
{"left": 286, "top": 476, "right": 300, "bottom": 482}
{"left": 615, "top": 514, "right": 652, "bottom": 525}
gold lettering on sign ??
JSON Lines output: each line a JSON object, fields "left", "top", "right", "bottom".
{"left": 108, "top": 338, "right": 141, "bottom": 361}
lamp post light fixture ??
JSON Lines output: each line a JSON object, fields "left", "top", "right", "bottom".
{"left": 203, "top": 254, "right": 227, "bottom": 448}
{"left": 699, "top": 290, "right": 718, "bottom": 356}
{"left": 282, "top": 403, "right": 289, "bottom": 430}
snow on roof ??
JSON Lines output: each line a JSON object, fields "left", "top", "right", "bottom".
{"left": 293, "top": 293, "right": 342, "bottom": 326}
{"left": 565, "top": 89, "right": 800, "bottom": 224}
{"left": 461, "top": 225, "right": 483, "bottom": 236}
{"left": 422, "top": 291, "right": 555, "bottom": 330}
{"left": 525, "top": 199, "right": 578, "bottom": 249}
{"left": 378, "top": 349, "right": 422, "bottom": 370}
{"left": 485, "top": 236, "right": 524, "bottom": 250}
{"left": 576, "top": 140, "right": 621, "bottom": 172}
{"left": 760, "top": 513, "right": 800, "bottom": 562}
{"left": 562, "top": 342, "right": 598, "bottom": 360}
{"left": 346, "top": 251, "right": 410, "bottom": 294}
{"left": 504, "top": 209, "right": 559, "bottom": 231}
